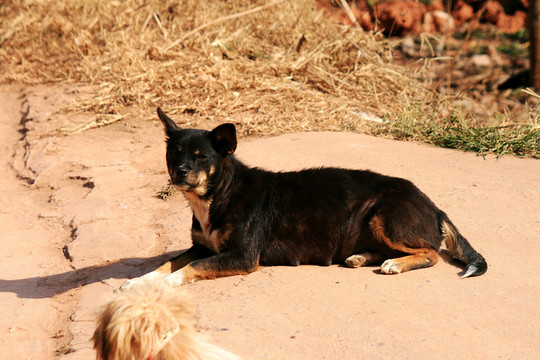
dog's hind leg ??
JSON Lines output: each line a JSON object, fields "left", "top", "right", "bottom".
{"left": 380, "top": 249, "right": 438, "bottom": 274}
{"left": 369, "top": 215, "right": 439, "bottom": 275}
{"left": 344, "top": 251, "right": 386, "bottom": 268}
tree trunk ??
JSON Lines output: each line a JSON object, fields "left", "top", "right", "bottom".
{"left": 530, "top": 0, "right": 540, "bottom": 89}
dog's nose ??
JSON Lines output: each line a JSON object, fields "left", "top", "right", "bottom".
{"left": 176, "top": 166, "right": 189, "bottom": 179}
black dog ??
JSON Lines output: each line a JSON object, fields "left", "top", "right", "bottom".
{"left": 122, "top": 108, "right": 486, "bottom": 288}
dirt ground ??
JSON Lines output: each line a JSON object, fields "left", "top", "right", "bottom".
{"left": 0, "top": 83, "right": 538, "bottom": 360}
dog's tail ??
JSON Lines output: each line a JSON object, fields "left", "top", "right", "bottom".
{"left": 93, "top": 281, "right": 240, "bottom": 360}
{"left": 439, "top": 212, "right": 487, "bottom": 278}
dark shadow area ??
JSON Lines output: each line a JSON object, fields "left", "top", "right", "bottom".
{"left": 1, "top": 248, "right": 474, "bottom": 300}
{"left": 0, "top": 250, "right": 183, "bottom": 299}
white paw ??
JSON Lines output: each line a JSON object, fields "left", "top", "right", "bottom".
{"left": 380, "top": 259, "right": 402, "bottom": 274}
{"left": 344, "top": 254, "right": 367, "bottom": 268}
{"left": 165, "top": 272, "right": 186, "bottom": 286}
{"left": 120, "top": 272, "right": 166, "bottom": 291}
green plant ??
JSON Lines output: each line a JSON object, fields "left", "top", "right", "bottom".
{"left": 497, "top": 41, "right": 527, "bottom": 58}
{"left": 427, "top": 115, "right": 539, "bottom": 158}
{"left": 373, "top": 112, "right": 539, "bottom": 158}
{"left": 504, "top": 28, "right": 527, "bottom": 41}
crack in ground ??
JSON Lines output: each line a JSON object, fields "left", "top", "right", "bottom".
{"left": 13, "top": 99, "right": 38, "bottom": 185}
{"left": 8, "top": 88, "right": 84, "bottom": 357}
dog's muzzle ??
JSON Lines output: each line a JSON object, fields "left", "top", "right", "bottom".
{"left": 171, "top": 166, "right": 200, "bottom": 190}
{"left": 170, "top": 166, "right": 190, "bottom": 184}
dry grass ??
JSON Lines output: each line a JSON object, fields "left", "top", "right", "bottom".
{"left": 1, "top": 0, "right": 538, "bottom": 156}
{"left": 0, "top": 1, "right": 435, "bottom": 131}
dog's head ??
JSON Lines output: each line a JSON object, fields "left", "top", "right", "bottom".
{"left": 157, "top": 107, "right": 237, "bottom": 197}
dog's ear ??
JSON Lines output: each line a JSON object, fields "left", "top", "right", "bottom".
{"left": 157, "top": 107, "right": 179, "bottom": 137}
{"left": 210, "top": 123, "right": 237, "bottom": 157}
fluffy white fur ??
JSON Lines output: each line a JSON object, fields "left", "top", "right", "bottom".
{"left": 93, "top": 281, "right": 239, "bottom": 360}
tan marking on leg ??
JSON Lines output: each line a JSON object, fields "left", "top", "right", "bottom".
{"left": 380, "top": 249, "right": 439, "bottom": 274}
{"left": 370, "top": 215, "right": 439, "bottom": 274}
{"left": 153, "top": 246, "right": 215, "bottom": 276}
{"left": 170, "top": 249, "right": 210, "bottom": 273}
{"left": 177, "top": 262, "right": 259, "bottom": 284}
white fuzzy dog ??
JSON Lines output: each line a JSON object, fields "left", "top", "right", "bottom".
{"left": 93, "top": 282, "right": 239, "bottom": 360}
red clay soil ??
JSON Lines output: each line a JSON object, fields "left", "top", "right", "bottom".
{"left": 1, "top": 84, "right": 539, "bottom": 359}
{"left": 318, "top": 0, "right": 528, "bottom": 35}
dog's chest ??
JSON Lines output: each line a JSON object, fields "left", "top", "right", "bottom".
{"left": 183, "top": 192, "right": 220, "bottom": 252}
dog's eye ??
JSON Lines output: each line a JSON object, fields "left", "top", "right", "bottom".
{"left": 196, "top": 153, "right": 208, "bottom": 161}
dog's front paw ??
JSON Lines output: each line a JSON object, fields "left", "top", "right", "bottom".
{"left": 119, "top": 272, "right": 166, "bottom": 291}
{"left": 164, "top": 272, "right": 186, "bottom": 287}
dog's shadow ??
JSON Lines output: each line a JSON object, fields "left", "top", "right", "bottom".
{"left": 1, "top": 250, "right": 469, "bottom": 299}
{"left": 0, "top": 251, "right": 183, "bottom": 299}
